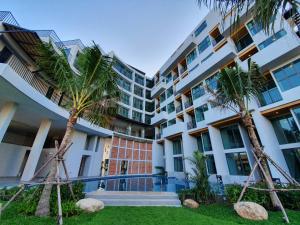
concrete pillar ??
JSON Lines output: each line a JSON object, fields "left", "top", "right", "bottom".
{"left": 0, "top": 102, "right": 17, "bottom": 142}
{"left": 21, "top": 119, "right": 52, "bottom": 181}
{"left": 141, "top": 128, "right": 145, "bottom": 138}
{"left": 208, "top": 125, "right": 230, "bottom": 176}
{"left": 164, "top": 139, "right": 174, "bottom": 177}
{"left": 182, "top": 132, "right": 198, "bottom": 175}
{"left": 252, "top": 110, "right": 289, "bottom": 182}
{"left": 152, "top": 142, "right": 164, "bottom": 173}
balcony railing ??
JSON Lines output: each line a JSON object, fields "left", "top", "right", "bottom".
{"left": 0, "top": 11, "right": 19, "bottom": 26}
{"left": 7, "top": 55, "right": 66, "bottom": 106}
{"left": 184, "top": 99, "right": 193, "bottom": 109}
{"left": 187, "top": 120, "right": 196, "bottom": 130}
{"left": 173, "top": 73, "right": 179, "bottom": 81}
{"left": 156, "top": 133, "right": 162, "bottom": 140}
{"left": 176, "top": 105, "right": 183, "bottom": 113}
{"left": 258, "top": 87, "right": 283, "bottom": 106}
{"left": 180, "top": 66, "right": 188, "bottom": 75}
{"left": 212, "top": 34, "right": 224, "bottom": 46}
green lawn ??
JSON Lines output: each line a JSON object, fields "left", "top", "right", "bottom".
{"left": 1, "top": 203, "right": 300, "bottom": 225}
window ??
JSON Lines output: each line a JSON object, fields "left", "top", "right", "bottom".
{"left": 246, "top": 20, "right": 263, "bottom": 36}
{"left": 160, "top": 92, "right": 166, "bottom": 103}
{"left": 273, "top": 59, "right": 300, "bottom": 91}
{"left": 120, "top": 92, "right": 130, "bottom": 105}
{"left": 146, "top": 79, "right": 154, "bottom": 88}
{"left": 220, "top": 124, "right": 244, "bottom": 149}
{"left": 192, "top": 83, "right": 205, "bottom": 100}
{"left": 114, "top": 59, "right": 133, "bottom": 79}
{"left": 293, "top": 107, "right": 300, "bottom": 124}
{"left": 118, "top": 106, "right": 129, "bottom": 118}
{"left": 167, "top": 102, "right": 175, "bottom": 114}
{"left": 145, "top": 101, "right": 154, "bottom": 112}
{"left": 135, "top": 74, "right": 144, "bottom": 85}
{"left": 174, "top": 157, "right": 184, "bottom": 172}
{"left": 84, "top": 135, "right": 92, "bottom": 150}
{"left": 145, "top": 114, "right": 153, "bottom": 125}
{"left": 160, "top": 122, "right": 167, "bottom": 132}
{"left": 195, "top": 104, "right": 208, "bottom": 122}
{"left": 271, "top": 114, "right": 300, "bottom": 144}
{"left": 206, "top": 73, "right": 219, "bottom": 91}
{"left": 166, "top": 73, "right": 172, "bottom": 83}
{"left": 161, "top": 106, "right": 166, "bottom": 112}
{"left": 132, "top": 110, "right": 142, "bottom": 122}
{"left": 201, "top": 52, "right": 214, "bottom": 63}
{"left": 282, "top": 148, "right": 300, "bottom": 181}
{"left": 146, "top": 90, "right": 151, "bottom": 100}
{"left": 194, "top": 21, "right": 207, "bottom": 37}
{"left": 186, "top": 49, "right": 197, "bottom": 65}
{"left": 166, "top": 87, "right": 174, "bottom": 98}
{"left": 133, "top": 97, "right": 143, "bottom": 110}
{"left": 173, "top": 139, "right": 182, "bottom": 155}
{"left": 206, "top": 155, "right": 217, "bottom": 174}
{"left": 134, "top": 85, "right": 144, "bottom": 97}
{"left": 197, "top": 131, "right": 212, "bottom": 152}
{"left": 0, "top": 47, "right": 12, "bottom": 63}
{"left": 198, "top": 36, "right": 211, "bottom": 54}
{"left": 117, "top": 77, "right": 131, "bottom": 92}
{"left": 258, "top": 76, "right": 282, "bottom": 106}
{"left": 226, "top": 152, "right": 251, "bottom": 176}
{"left": 258, "top": 29, "right": 287, "bottom": 50}
{"left": 168, "top": 119, "right": 176, "bottom": 126}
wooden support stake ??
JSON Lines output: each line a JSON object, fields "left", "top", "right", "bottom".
{"left": 55, "top": 141, "right": 63, "bottom": 225}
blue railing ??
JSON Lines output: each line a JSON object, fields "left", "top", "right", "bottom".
{"left": 0, "top": 11, "right": 19, "bottom": 26}
{"left": 35, "top": 30, "right": 65, "bottom": 49}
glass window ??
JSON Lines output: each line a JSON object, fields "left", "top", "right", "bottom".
{"left": 146, "top": 79, "right": 154, "bottom": 88}
{"left": 145, "top": 114, "right": 153, "bottom": 125}
{"left": 167, "top": 102, "right": 175, "bottom": 114}
{"left": 174, "top": 157, "right": 184, "bottom": 172}
{"left": 246, "top": 20, "right": 263, "bottom": 36}
{"left": 192, "top": 83, "right": 205, "bottom": 100}
{"left": 197, "top": 131, "right": 212, "bottom": 152}
{"left": 118, "top": 106, "right": 129, "bottom": 118}
{"left": 146, "top": 90, "right": 151, "bottom": 100}
{"left": 166, "top": 73, "right": 172, "bottom": 83}
{"left": 206, "top": 155, "right": 217, "bottom": 174}
{"left": 273, "top": 59, "right": 300, "bottom": 91}
{"left": 114, "top": 59, "right": 133, "bottom": 79}
{"left": 168, "top": 119, "right": 176, "bottom": 126}
{"left": 186, "top": 49, "right": 197, "bottom": 65}
{"left": 293, "top": 107, "right": 300, "bottom": 124}
{"left": 220, "top": 124, "right": 244, "bottom": 149}
{"left": 271, "top": 114, "right": 300, "bottom": 144}
{"left": 117, "top": 77, "right": 131, "bottom": 92}
{"left": 194, "top": 21, "right": 207, "bottom": 37}
{"left": 258, "top": 76, "right": 282, "bottom": 106}
{"left": 173, "top": 139, "right": 182, "bottom": 155}
{"left": 134, "top": 85, "right": 144, "bottom": 97}
{"left": 195, "top": 104, "right": 208, "bottom": 122}
{"left": 258, "top": 29, "right": 287, "bottom": 50}
{"left": 282, "top": 148, "right": 300, "bottom": 181}
{"left": 166, "top": 87, "right": 174, "bottom": 98}
{"left": 160, "top": 122, "right": 167, "bottom": 132}
{"left": 132, "top": 110, "right": 142, "bottom": 122}
{"left": 206, "top": 73, "right": 219, "bottom": 91}
{"left": 135, "top": 74, "right": 144, "bottom": 85}
{"left": 145, "top": 101, "right": 154, "bottom": 112}
{"left": 226, "top": 152, "right": 251, "bottom": 176}
{"left": 133, "top": 97, "right": 143, "bottom": 110}
{"left": 198, "top": 36, "right": 211, "bottom": 54}
{"left": 120, "top": 92, "right": 130, "bottom": 105}
{"left": 160, "top": 92, "right": 166, "bottom": 103}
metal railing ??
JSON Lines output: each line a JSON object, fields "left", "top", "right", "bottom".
{"left": 35, "top": 30, "right": 65, "bottom": 49}
{"left": 0, "top": 11, "right": 19, "bottom": 26}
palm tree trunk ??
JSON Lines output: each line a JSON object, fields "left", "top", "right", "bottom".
{"left": 242, "top": 113, "right": 281, "bottom": 209}
{"left": 35, "top": 109, "right": 77, "bottom": 217}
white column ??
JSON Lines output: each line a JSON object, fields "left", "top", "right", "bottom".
{"left": 252, "top": 110, "right": 289, "bottom": 182}
{"left": 152, "top": 142, "right": 164, "bottom": 173}
{"left": 141, "top": 128, "right": 145, "bottom": 138}
{"left": 0, "top": 102, "right": 17, "bottom": 142}
{"left": 182, "top": 132, "right": 198, "bottom": 175}
{"left": 208, "top": 125, "right": 230, "bottom": 176}
{"left": 21, "top": 119, "right": 52, "bottom": 181}
{"left": 164, "top": 139, "right": 174, "bottom": 177}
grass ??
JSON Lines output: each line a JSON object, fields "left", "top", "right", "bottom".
{"left": 1, "top": 202, "right": 300, "bottom": 225}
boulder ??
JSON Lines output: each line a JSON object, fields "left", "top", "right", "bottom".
{"left": 234, "top": 201, "right": 268, "bottom": 221}
{"left": 183, "top": 199, "right": 199, "bottom": 208}
{"left": 76, "top": 198, "right": 104, "bottom": 213}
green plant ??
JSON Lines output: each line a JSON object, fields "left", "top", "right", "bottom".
{"left": 186, "top": 151, "right": 214, "bottom": 203}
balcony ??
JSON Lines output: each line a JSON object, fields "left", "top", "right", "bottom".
{"left": 156, "top": 133, "right": 162, "bottom": 140}
{"left": 173, "top": 73, "right": 179, "bottom": 81}
{"left": 176, "top": 105, "right": 183, "bottom": 113}
{"left": 162, "top": 122, "right": 185, "bottom": 138}
{"left": 184, "top": 99, "right": 193, "bottom": 109}
{"left": 175, "top": 42, "right": 236, "bottom": 94}
{"left": 151, "top": 79, "right": 166, "bottom": 98}
{"left": 151, "top": 111, "right": 168, "bottom": 125}
{"left": 187, "top": 120, "right": 196, "bottom": 130}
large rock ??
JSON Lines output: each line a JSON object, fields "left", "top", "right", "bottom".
{"left": 234, "top": 201, "right": 268, "bottom": 221}
{"left": 76, "top": 198, "right": 104, "bottom": 213}
{"left": 183, "top": 199, "right": 199, "bottom": 208}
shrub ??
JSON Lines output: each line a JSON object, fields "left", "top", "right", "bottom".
{"left": 225, "top": 182, "right": 300, "bottom": 210}
{"left": 1, "top": 181, "right": 85, "bottom": 217}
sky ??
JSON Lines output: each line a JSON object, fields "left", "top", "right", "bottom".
{"left": 2, "top": 0, "right": 208, "bottom": 77}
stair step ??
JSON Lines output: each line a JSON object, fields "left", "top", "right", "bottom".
{"left": 98, "top": 198, "right": 182, "bottom": 207}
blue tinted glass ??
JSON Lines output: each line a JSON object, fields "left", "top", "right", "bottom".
{"left": 194, "top": 21, "right": 207, "bottom": 37}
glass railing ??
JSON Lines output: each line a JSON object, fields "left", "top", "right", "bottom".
{"left": 212, "top": 34, "right": 224, "bottom": 46}
{"left": 187, "top": 120, "right": 197, "bottom": 130}
{"left": 173, "top": 73, "right": 179, "bottom": 81}
{"left": 258, "top": 87, "right": 282, "bottom": 106}
{"left": 176, "top": 105, "right": 183, "bottom": 113}
{"left": 184, "top": 99, "right": 193, "bottom": 109}
{"left": 235, "top": 33, "right": 253, "bottom": 52}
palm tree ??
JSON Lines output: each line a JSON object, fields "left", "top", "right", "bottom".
{"left": 34, "top": 42, "right": 120, "bottom": 216}
{"left": 197, "top": 0, "right": 299, "bottom": 34}
{"left": 207, "top": 61, "right": 282, "bottom": 209}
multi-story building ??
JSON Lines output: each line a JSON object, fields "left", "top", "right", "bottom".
{"left": 151, "top": 6, "right": 300, "bottom": 184}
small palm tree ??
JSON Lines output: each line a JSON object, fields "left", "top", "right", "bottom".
{"left": 197, "top": 0, "right": 299, "bottom": 34}
{"left": 34, "top": 42, "right": 120, "bottom": 216}
{"left": 187, "top": 151, "right": 213, "bottom": 203}
{"left": 207, "top": 60, "right": 283, "bottom": 208}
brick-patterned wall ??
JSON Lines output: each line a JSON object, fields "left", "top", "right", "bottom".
{"left": 108, "top": 136, "right": 152, "bottom": 175}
